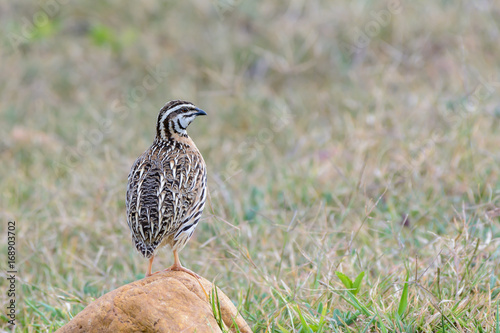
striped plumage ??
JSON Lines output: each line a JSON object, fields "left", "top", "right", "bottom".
{"left": 126, "top": 100, "right": 207, "bottom": 277}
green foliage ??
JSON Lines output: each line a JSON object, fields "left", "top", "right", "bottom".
{"left": 397, "top": 272, "right": 410, "bottom": 317}
{"left": 88, "top": 23, "right": 137, "bottom": 52}
{"left": 210, "top": 286, "right": 225, "bottom": 332}
{"left": 335, "top": 271, "right": 365, "bottom": 296}
{"left": 89, "top": 24, "right": 116, "bottom": 48}
{"left": 30, "top": 18, "right": 61, "bottom": 41}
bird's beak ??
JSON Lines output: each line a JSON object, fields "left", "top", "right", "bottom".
{"left": 195, "top": 108, "right": 207, "bottom": 116}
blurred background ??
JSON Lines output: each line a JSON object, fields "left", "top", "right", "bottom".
{"left": 1, "top": 0, "right": 500, "bottom": 331}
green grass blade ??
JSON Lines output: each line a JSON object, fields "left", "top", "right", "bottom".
{"left": 277, "top": 323, "right": 292, "bottom": 333}
{"left": 345, "top": 292, "right": 371, "bottom": 317}
{"left": 336, "top": 271, "right": 353, "bottom": 290}
{"left": 352, "top": 271, "right": 365, "bottom": 296}
{"left": 361, "top": 315, "right": 377, "bottom": 333}
{"left": 295, "top": 304, "right": 312, "bottom": 333}
{"left": 397, "top": 272, "right": 410, "bottom": 317}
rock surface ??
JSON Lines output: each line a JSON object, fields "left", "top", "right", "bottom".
{"left": 56, "top": 271, "right": 252, "bottom": 333}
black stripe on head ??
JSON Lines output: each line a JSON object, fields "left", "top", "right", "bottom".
{"left": 156, "top": 100, "right": 196, "bottom": 139}
{"left": 177, "top": 119, "right": 186, "bottom": 130}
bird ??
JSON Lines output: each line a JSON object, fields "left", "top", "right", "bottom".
{"left": 126, "top": 100, "right": 208, "bottom": 278}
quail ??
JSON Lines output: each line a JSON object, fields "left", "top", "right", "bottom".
{"left": 126, "top": 100, "right": 207, "bottom": 278}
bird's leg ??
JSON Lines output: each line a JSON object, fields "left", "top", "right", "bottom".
{"left": 146, "top": 254, "right": 155, "bottom": 277}
{"left": 163, "top": 249, "right": 201, "bottom": 279}
{"left": 165, "top": 249, "right": 208, "bottom": 299}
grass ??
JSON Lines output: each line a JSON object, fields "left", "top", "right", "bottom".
{"left": 1, "top": 0, "right": 500, "bottom": 331}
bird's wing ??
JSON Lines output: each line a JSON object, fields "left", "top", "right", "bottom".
{"left": 126, "top": 153, "right": 170, "bottom": 250}
{"left": 126, "top": 147, "right": 206, "bottom": 255}
{"left": 160, "top": 150, "right": 206, "bottom": 236}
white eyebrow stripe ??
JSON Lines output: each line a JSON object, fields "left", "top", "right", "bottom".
{"left": 158, "top": 103, "right": 194, "bottom": 139}
{"left": 158, "top": 102, "right": 197, "bottom": 139}
{"left": 165, "top": 103, "right": 195, "bottom": 115}
{"left": 159, "top": 103, "right": 195, "bottom": 125}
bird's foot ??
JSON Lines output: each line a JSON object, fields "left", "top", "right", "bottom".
{"left": 165, "top": 265, "right": 208, "bottom": 300}
{"left": 145, "top": 271, "right": 161, "bottom": 277}
{"left": 163, "top": 264, "right": 201, "bottom": 279}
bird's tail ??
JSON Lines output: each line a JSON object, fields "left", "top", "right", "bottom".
{"left": 134, "top": 240, "right": 155, "bottom": 259}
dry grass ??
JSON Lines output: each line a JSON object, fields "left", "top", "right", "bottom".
{"left": 1, "top": 0, "right": 500, "bottom": 331}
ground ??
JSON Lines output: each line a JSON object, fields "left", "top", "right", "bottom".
{"left": 1, "top": 0, "right": 499, "bottom": 332}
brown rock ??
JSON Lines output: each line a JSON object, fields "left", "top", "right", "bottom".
{"left": 56, "top": 271, "right": 252, "bottom": 333}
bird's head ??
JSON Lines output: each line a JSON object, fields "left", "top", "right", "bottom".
{"left": 156, "top": 100, "right": 207, "bottom": 141}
